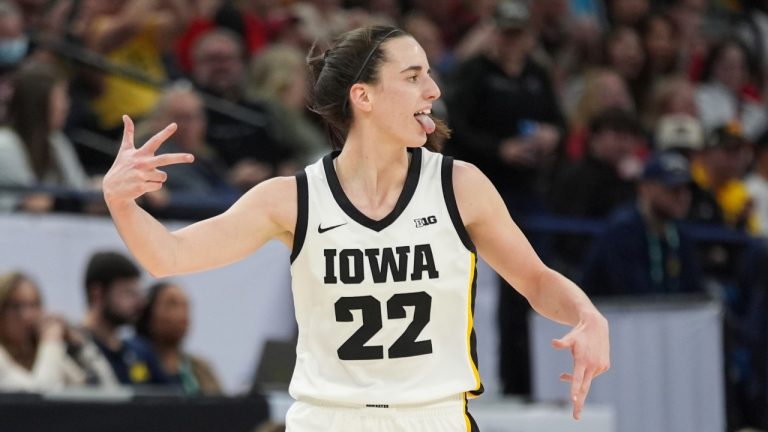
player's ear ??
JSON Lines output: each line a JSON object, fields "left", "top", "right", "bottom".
{"left": 349, "top": 83, "right": 373, "bottom": 113}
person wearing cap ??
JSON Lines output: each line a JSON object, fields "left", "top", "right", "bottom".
{"left": 444, "top": 0, "right": 566, "bottom": 397}
{"left": 654, "top": 114, "right": 724, "bottom": 231}
{"left": 581, "top": 152, "right": 703, "bottom": 296}
{"left": 444, "top": 0, "right": 565, "bottom": 215}
{"left": 689, "top": 121, "right": 758, "bottom": 233}
{"left": 654, "top": 113, "right": 704, "bottom": 157}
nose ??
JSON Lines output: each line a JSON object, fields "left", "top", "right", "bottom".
{"left": 424, "top": 75, "right": 441, "bottom": 101}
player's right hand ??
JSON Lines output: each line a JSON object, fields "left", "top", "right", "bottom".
{"left": 103, "top": 115, "right": 194, "bottom": 206}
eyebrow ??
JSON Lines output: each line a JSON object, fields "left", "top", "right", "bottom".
{"left": 400, "top": 65, "right": 432, "bottom": 75}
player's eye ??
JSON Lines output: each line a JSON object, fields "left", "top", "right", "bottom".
{"left": 408, "top": 75, "right": 418, "bottom": 83}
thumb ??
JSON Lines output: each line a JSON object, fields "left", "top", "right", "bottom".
{"left": 552, "top": 335, "right": 574, "bottom": 350}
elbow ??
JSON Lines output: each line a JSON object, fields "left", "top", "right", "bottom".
{"left": 143, "top": 258, "right": 177, "bottom": 279}
{"left": 144, "top": 262, "right": 179, "bottom": 279}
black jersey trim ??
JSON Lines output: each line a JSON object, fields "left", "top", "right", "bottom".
{"left": 322, "top": 147, "right": 422, "bottom": 232}
{"left": 290, "top": 170, "right": 308, "bottom": 263}
{"left": 441, "top": 156, "right": 475, "bottom": 252}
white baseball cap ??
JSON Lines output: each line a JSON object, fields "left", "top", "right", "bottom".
{"left": 655, "top": 114, "right": 704, "bottom": 152}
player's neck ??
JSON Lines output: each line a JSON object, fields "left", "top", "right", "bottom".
{"left": 337, "top": 129, "right": 411, "bottom": 209}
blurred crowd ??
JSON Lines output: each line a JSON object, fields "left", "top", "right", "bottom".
{"left": 2, "top": 0, "right": 768, "bottom": 430}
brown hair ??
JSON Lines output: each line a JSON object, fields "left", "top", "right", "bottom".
{"left": 7, "top": 62, "right": 67, "bottom": 179}
{"left": 0, "top": 272, "right": 41, "bottom": 356}
{"left": 0, "top": 272, "right": 28, "bottom": 312}
{"left": 306, "top": 25, "right": 448, "bottom": 151}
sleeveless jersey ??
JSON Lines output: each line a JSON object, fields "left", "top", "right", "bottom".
{"left": 289, "top": 147, "right": 484, "bottom": 405}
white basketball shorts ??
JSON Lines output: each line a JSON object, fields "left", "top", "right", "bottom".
{"left": 285, "top": 394, "right": 480, "bottom": 432}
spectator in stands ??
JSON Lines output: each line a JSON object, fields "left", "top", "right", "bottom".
{"left": 136, "top": 282, "right": 222, "bottom": 395}
{"left": 550, "top": 108, "right": 646, "bottom": 282}
{"left": 637, "top": 13, "right": 683, "bottom": 111}
{"left": 654, "top": 113, "right": 705, "bottom": 158}
{"left": 81, "top": 251, "right": 169, "bottom": 387}
{"left": 0, "top": 2, "right": 29, "bottom": 70}
{"left": 565, "top": 68, "right": 634, "bottom": 161}
{"left": 0, "top": 272, "right": 104, "bottom": 391}
{"left": 136, "top": 83, "right": 239, "bottom": 203}
{"left": 737, "top": 0, "right": 768, "bottom": 79}
{"left": 291, "top": 0, "right": 368, "bottom": 47}
{"left": 402, "top": 12, "right": 456, "bottom": 76}
{"left": 639, "top": 13, "right": 681, "bottom": 80}
{"left": 605, "top": 0, "right": 650, "bottom": 27}
{"left": 690, "top": 122, "right": 758, "bottom": 232}
{"left": 551, "top": 108, "right": 645, "bottom": 220}
{"left": 581, "top": 152, "right": 703, "bottom": 296}
{"left": 0, "top": 62, "right": 89, "bottom": 213}
{"left": 653, "top": 113, "right": 723, "bottom": 228}
{"left": 174, "top": 0, "right": 275, "bottom": 73}
{"left": 745, "top": 131, "right": 768, "bottom": 234}
{"left": 444, "top": 0, "right": 564, "bottom": 214}
{"left": 190, "top": 28, "right": 293, "bottom": 188}
{"left": 695, "top": 37, "right": 767, "bottom": 141}
{"left": 247, "top": 45, "right": 328, "bottom": 168}
{"left": 82, "top": 0, "right": 189, "bottom": 135}
{"left": 602, "top": 25, "right": 646, "bottom": 105}
{"left": 666, "top": 0, "right": 709, "bottom": 75}
{"left": 642, "top": 75, "right": 698, "bottom": 130}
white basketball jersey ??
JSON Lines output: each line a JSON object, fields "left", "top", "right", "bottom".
{"left": 289, "top": 147, "right": 483, "bottom": 405}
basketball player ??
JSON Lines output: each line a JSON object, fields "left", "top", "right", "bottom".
{"left": 103, "top": 26, "right": 609, "bottom": 431}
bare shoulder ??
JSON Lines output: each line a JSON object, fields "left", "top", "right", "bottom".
{"left": 452, "top": 160, "right": 498, "bottom": 221}
{"left": 230, "top": 175, "right": 299, "bottom": 234}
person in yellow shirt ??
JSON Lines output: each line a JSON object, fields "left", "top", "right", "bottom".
{"left": 83, "top": 0, "right": 189, "bottom": 133}
{"left": 690, "top": 121, "right": 759, "bottom": 233}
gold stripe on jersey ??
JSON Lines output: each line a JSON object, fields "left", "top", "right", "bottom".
{"left": 463, "top": 393, "right": 471, "bottom": 431}
{"left": 465, "top": 252, "right": 481, "bottom": 397}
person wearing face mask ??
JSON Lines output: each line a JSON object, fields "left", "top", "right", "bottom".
{"left": 0, "top": 2, "right": 29, "bottom": 68}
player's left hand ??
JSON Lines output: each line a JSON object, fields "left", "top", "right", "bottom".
{"left": 552, "top": 313, "right": 610, "bottom": 420}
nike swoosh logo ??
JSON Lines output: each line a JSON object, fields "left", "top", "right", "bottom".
{"left": 318, "top": 223, "right": 347, "bottom": 234}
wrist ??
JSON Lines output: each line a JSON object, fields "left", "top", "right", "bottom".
{"left": 577, "top": 308, "right": 607, "bottom": 327}
{"left": 104, "top": 193, "right": 135, "bottom": 212}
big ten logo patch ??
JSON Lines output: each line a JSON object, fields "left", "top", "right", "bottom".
{"left": 414, "top": 216, "right": 437, "bottom": 228}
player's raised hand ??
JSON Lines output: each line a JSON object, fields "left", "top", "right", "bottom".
{"left": 103, "top": 115, "right": 194, "bottom": 206}
{"left": 552, "top": 315, "right": 610, "bottom": 420}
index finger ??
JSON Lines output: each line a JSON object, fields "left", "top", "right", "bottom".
{"left": 152, "top": 153, "right": 195, "bottom": 167}
{"left": 140, "top": 123, "right": 178, "bottom": 155}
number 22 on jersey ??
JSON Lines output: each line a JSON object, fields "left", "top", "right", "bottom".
{"left": 335, "top": 291, "right": 433, "bottom": 360}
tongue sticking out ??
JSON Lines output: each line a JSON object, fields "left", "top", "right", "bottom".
{"left": 415, "top": 113, "right": 436, "bottom": 134}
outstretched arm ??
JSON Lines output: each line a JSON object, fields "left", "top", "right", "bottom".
{"left": 103, "top": 116, "right": 296, "bottom": 277}
{"left": 454, "top": 161, "right": 609, "bottom": 420}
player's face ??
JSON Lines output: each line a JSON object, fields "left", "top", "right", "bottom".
{"left": 369, "top": 36, "right": 441, "bottom": 147}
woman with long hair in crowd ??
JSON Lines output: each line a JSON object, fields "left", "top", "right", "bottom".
{"left": 0, "top": 272, "right": 84, "bottom": 391}
{"left": 0, "top": 62, "right": 89, "bottom": 212}
{"left": 135, "top": 282, "right": 222, "bottom": 395}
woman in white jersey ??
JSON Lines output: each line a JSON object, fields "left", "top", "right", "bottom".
{"left": 103, "top": 26, "right": 609, "bottom": 432}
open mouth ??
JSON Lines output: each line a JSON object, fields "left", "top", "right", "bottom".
{"left": 414, "top": 109, "right": 436, "bottom": 134}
